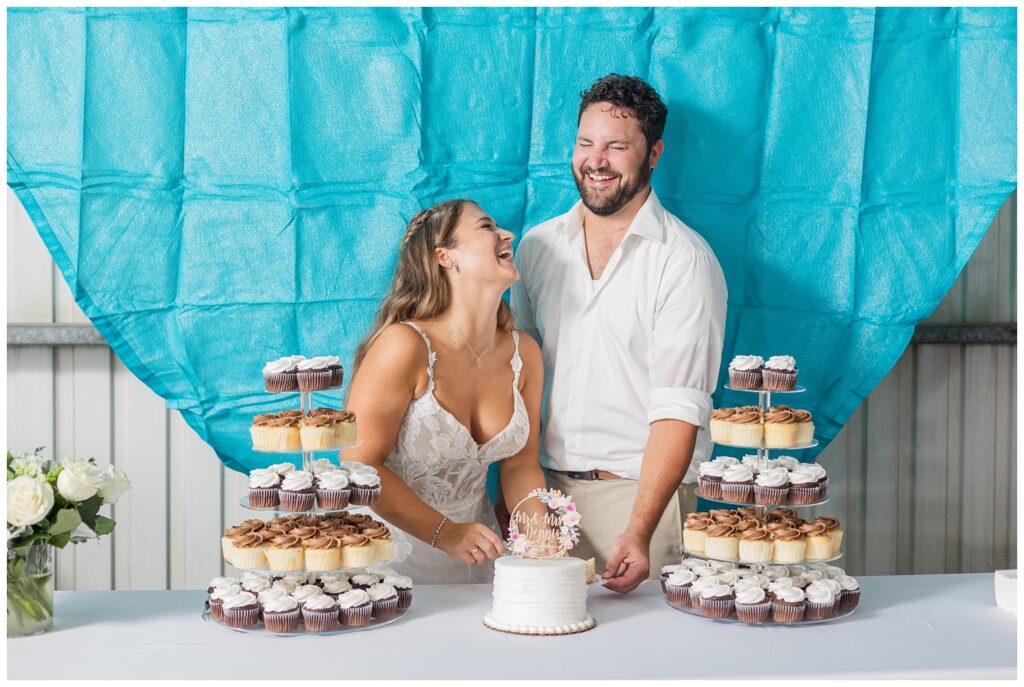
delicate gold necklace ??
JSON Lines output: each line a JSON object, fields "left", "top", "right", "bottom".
{"left": 452, "top": 321, "right": 496, "bottom": 366}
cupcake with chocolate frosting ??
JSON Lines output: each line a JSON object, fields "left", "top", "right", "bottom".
{"left": 764, "top": 408, "right": 799, "bottom": 448}
{"left": 703, "top": 524, "right": 739, "bottom": 561}
{"left": 300, "top": 414, "right": 337, "bottom": 451}
{"left": 726, "top": 408, "right": 763, "bottom": 447}
{"left": 738, "top": 528, "right": 774, "bottom": 564}
{"left": 799, "top": 522, "right": 834, "bottom": 561}
{"left": 710, "top": 408, "right": 736, "bottom": 443}
{"left": 771, "top": 527, "right": 807, "bottom": 564}
{"left": 683, "top": 516, "right": 712, "bottom": 554}
{"left": 305, "top": 536, "right": 343, "bottom": 572}
{"left": 792, "top": 408, "right": 814, "bottom": 444}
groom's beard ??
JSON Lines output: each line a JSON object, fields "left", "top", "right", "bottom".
{"left": 573, "top": 148, "right": 653, "bottom": 217}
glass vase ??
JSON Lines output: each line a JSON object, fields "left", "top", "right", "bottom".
{"left": 7, "top": 542, "right": 54, "bottom": 637}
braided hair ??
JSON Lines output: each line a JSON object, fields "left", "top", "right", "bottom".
{"left": 354, "top": 199, "right": 515, "bottom": 369}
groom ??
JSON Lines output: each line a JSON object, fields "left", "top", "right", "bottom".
{"left": 511, "top": 74, "right": 727, "bottom": 593}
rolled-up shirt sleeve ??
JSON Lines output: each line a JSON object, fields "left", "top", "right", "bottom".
{"left": 647, "top": 249, "right": 728, "bottom": 429}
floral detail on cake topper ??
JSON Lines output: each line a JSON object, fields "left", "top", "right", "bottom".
{"left": 506, "top": 488, "right": 582, "bottom": 559}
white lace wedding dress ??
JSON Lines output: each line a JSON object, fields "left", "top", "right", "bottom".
{"left": 383, "top": 322, "right": 529, "bottom": 583}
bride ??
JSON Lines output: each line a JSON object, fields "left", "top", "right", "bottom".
{"left": 344, "top": 199, "right": 547, "bottom": 583}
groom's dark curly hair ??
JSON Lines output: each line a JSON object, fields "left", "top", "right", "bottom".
{"left": 578, "top": 74, "right": 668, "bottom": 151}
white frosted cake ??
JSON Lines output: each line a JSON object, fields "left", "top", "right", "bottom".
{"left": 483, "top": 556, "right": 595, "bottom": 635}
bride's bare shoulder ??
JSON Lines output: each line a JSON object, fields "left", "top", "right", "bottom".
{"left": 362, "top": 323, "right": 430, "bottom": 372}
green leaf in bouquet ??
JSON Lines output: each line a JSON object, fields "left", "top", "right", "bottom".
{"left": 77, "top": 494, "right": 104, "bottom": 531}
{"left": 48, "top": 507, "right": 82, "bottom": 536}
{"left": 93, "top": 514, "right": 116, "bottom": 536}
{"left": 10, "top": 532, "right": 45, "bottom": 558}
{"left": 49, "top": 530, "right": 72, "bottom": 549}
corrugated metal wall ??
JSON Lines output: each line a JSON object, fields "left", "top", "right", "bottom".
{"left": 6, "top": 188, "right": 1016, "bottom": 587}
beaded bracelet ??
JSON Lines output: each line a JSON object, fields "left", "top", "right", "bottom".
{"left": 430, "top": 515, "right": 448, "bottom": 548}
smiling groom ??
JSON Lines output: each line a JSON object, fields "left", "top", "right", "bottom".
{"left": 511, "top": 74, "right": 728, "bottom": 593}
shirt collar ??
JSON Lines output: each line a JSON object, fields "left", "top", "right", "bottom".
{"left": 556, "top": 188, "right": 666, "bottom": 244}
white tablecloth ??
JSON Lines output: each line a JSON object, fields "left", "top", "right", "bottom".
{"left": 7, "top": 573, "right": 1015, "bottom": 679}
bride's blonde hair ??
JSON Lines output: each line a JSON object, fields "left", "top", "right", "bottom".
{"left": 354, "top": 199, "right": 515, "bottom": 369}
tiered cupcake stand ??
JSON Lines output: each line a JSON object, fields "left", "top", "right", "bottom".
{"left": 202, "top": 384, "right": 410, "bottom": 635}
{"left": 668, "top": 384, "right": 856, "bottom": 625}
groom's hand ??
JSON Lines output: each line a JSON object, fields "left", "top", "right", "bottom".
{"left": 601, "top": 531, "right": 650, "bottom": 593}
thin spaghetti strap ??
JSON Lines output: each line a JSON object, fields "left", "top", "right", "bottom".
{"left": 510, "top": 330, "right": 523, "bottom": 386}
{"left": 401, "top": 321, "right": 436, "bottom": 383}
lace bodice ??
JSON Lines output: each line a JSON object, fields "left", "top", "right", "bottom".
{"left": 384, "top": 322, "right": 530, "bottom": 583}
{"left": 385, "top": 322, "right": 529, "bottom": 518}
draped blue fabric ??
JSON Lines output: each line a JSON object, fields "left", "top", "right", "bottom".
{"left": 8, "top": 7, "right": 1016, "bottom": 474}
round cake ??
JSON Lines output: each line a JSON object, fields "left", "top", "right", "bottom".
{"left": 483, "top": 556, "right": 596, "bottom": 635}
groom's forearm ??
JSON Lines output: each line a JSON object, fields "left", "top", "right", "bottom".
{"left": 626, "top": 419, "right": 698, "bottom": 543}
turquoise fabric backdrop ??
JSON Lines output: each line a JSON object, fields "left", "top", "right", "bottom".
{"left": 7, "top": 7, "right": 1016, "bottom": 474}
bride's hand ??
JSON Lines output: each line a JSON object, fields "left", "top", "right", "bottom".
{"left": 436, "top": 521, "right": 507, "bottom": 564}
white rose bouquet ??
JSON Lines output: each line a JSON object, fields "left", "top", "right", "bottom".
{"left": 7, "top": 447, "right": 131, "bottom": 635}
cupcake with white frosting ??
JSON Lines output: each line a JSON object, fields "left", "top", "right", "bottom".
{"left": 321, "top": 577, "right": 353, "bottom": 598}
{"left": 804, "top": 580, "right": 837, "bottom": 620}
{"left": 221, "top": 590, "right": 260, "bottom": 628}
{"left": 728, "top": 355, "right": 764, "bottom": 390}
{"left": 337, "top": 589, "right": 373, "bottom": 627}
{"left": 762, "top": 355, "right": 797, "bottom": 391}
{"left": 323, "top": 355, "right": 344, "bottom": 388}
{"left": 697, "top": 461, "right": 726, "bottom": 500}
{"left": 687, "top": 574, "right": 722, "bottom": 609}
{"left": 315, "top": 470, "right": 351, "bottom": 510}
{"left": 302, "top": 593, "right": 340, "bottom": 632}
{"left": 297, "top": 356, "right": 334, "bottom": 392}
{"left": 290, "top": 583, "right": 325, "bottom": 610}
{"left": 754, "top": 467, "right": 790, "bottom": 506}
{"left": 720, "top": 465, "right": 756, "bottom": 504}
{"left": 771, "top": 585, "right": 806, "bottom": 623}
{"left": 349, "top": 472, "right": 381, "bottom": 506}
{"left": 263, "top": 356, "right": 301, "bottom": 392}
{"left": 699, "top": 583, "right": 736, "bottom": 619}
{"left": 261, "top": 593, "right": 301, "bottom": 633}
{"left": 734, "top": 584, "right": 771, "bottom": 623}
{"left": 664, "top": 570, "right": 697, "bottom": 608}
{"left": 384, "top": 575, "right": 413, "bottom": 609}
{"left": 279, "top": 470, "right": 316, "bottom": 512}
{"left": 248, "top": 468, "right": 281, "bottom": 509}
{"left": 368, "top": 582, "right": 400, "bottom": 619}
{"left": 836, "top": 575, "right": 860, "bottom": 612}
{"left": 209, "top": 583, "right": 241, "bottom": 622}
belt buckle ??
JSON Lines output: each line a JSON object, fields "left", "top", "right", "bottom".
{"left": 591, "top": 469, "right": 601, "bottom": 481}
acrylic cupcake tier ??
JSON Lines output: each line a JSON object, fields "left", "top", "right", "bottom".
{"left": 696, "top": 494, "right": 830, "bottom": 509}
{"left": 681, "top": 547, "right": 844, "bottom": 567}
{"left": 202, "top": 602, "right": 407, "bottom": 636}
{"left": 663, "top": 597, "right": 855, "bottom": 626}
{"left": 723, "top": 385, "right": 806, "bottom": 394}
{"left": 227, "top": 561, "right": 393, "bottom": 575}
{"left": 712, "top": 439, "right": 818, "bottom": 451}
{"left": 252, "top": 440, "right": 362, "bottom": 454}
{"left": 238, "top": 495, "right": 375, "bottom": 514}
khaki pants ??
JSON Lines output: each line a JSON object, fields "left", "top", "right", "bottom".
{"left": 545, "top": 470, "right": 698, "bottom": 579}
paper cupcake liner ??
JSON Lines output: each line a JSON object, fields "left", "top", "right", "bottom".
{"left": 700, "top": 597, "right": 735, "bottom": 619}
{"left": 342, "top": 546, "right": 376, "bottom": 569}
{"left": 303, "top": 606, "right": 341, "bottom": 632}
{"left": 350, "top": 485, "right": 381, "bottom": 506}
{"left": 316, "top": 488, "right": 351, "bottom": 510}
{"left": 805, "top": 600, "right": 836, "bottom": 621}
{"left": 762, "top": 368, "right": 797, "bottom": 391}
{"left": 297, "top": 370, "right": 333, "bottom": 392}
{"left": 264, "top": 372, "right": 298, "bottom": 393}
{"left": 819, "top": 478, "right": 829, "bottom": 499}
{"left": 209, "top": 598, "right": 225, "bottom": 622}
{"left": 734, "top": 600, "right": 771, "bottom": 624}
{"left": 728, "top": 423, "right": 763, "bottom": 446}
{"left": 340, "top": 603, "right": 373, "bottom": 627}
{"left": 771, "top": 600, "right": 806, "bottom": 623}
{"left": 709, "top": 420, "right": 731, "bottom": 444}
{"left": 300, "top": 427, "right": 336, "bottom": 450}
{"left": 838, "top": 589, "right": 860, "bottom": 612}
{"left": 230, "top": 547, "right": 268, "bottom": 570}
{"left": 221, "top": 537, "right": 236, "bottom": 565}
{"left": 698, "top": 477, "right": 722, "bottom": 501}
{"left": 788, "top": 485, "right": 822, "bottom": 505}
{"left": 795, "top": 422, "right": 815, "bottom": 445}
{"left": 772, "top": 540, "right": 807, "bottom": 564}
{"left": 263, "top": 608, "right": 301, "bottom": 633}
{"left": 335, "top": 423, "right": 357, "bottom": 447}
{"left": 330, "top": 367, "right": 344, "bottom": 388}
{"left": 396, "top": 588, "right": 413, "bottom": 609}
{"left": 764, "top": 423, "right": 799, "bottom": 448}
{"left": 805, "top": 537, "right": 833, "bottom": 561}
{"left": 738, "top": 540, "right": 774, "bottom": 564}
{"left": 720, "top": 483, "right": 754, "bottom": 504}
{"left": 682, "top": 529, "right": 706, "bottom": 554}
{"left": 223, "top": 605, "right": 260, "bottom": 628}
{"left": 249, "top": 426, "right": 268, "bottom": 450}
{"left": 754, "top": 485, "right": 790, "bottom": 506}
{"left": 829, "top": 529, "right": 844, "bottom": 555}
{"left": 666, "top": 585, "right": 691, "bottom": 608}
{"left": 304, "top": 548, "right": 343, "bottom": 572}
{"left": 688, "top": 587, "right": 703, "bottom": 608}
{"left": 729, "top": 368, "right": 763, "bottom": 390}
{"left": 266, "top": 547, "right": 305, "bottom": 572}
{"left": 248, "top": 487, "right": 280, "bottom": 509}
{"left": 279, "top": 490, "right": 315, "bottom": 512}
{"left": 372, "top": 538, "right": 395, "bottom": 562}
{"left": 268, "top": 428, "right": 302, "bottom": 452}
{"left": 704, "top": 536, "right": 739, "bottom": 561}
{"left": 372, "top": 596, "right": 400, "bottom": 620}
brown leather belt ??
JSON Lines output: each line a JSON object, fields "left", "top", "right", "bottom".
{"left": 548, "top": 468, "right": 623, "bottom": 481}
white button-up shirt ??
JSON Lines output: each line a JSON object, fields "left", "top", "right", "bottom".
{"left": 511, "top": 190, "right": 728, "bottom": 482}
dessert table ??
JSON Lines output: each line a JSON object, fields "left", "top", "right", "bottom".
{"left": 7, "top": 573, "right": 1015, "bottom": 679}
